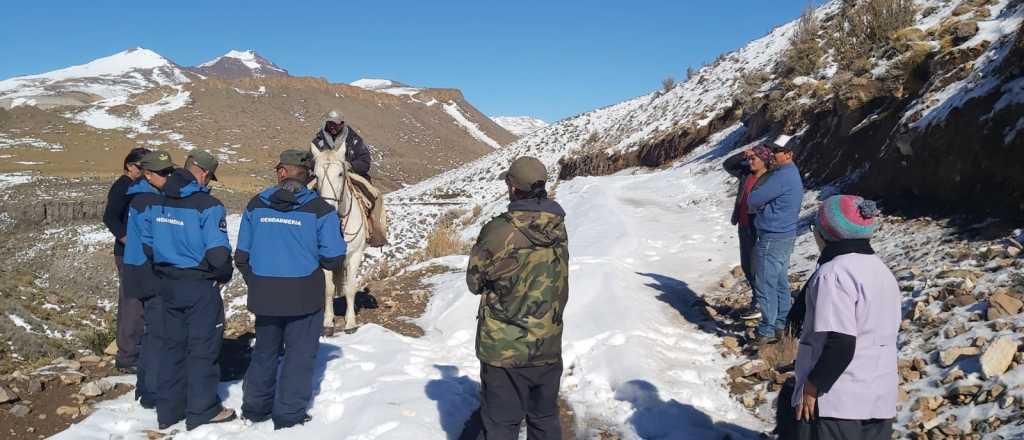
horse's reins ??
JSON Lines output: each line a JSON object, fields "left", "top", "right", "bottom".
{"left": 316, "top": 160, "right": 365, "bottom": 242}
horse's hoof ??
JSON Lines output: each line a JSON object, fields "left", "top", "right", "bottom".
{"left": 343, "top": 326, "right": 359, "bottom": 335}
{"left": 322, "top": 327, "right": 336, "bottom": 337}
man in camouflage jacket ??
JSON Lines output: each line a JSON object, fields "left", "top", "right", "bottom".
{"left": 467, "top": 156, "right": 569, "bottom": 440}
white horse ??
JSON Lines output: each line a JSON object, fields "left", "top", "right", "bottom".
{"left": 310, "top": 146, "right": 368, "bottom": 333}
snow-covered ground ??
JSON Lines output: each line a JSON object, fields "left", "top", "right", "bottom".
{"left": 491, "top": 116, "right": 549, "bottom": 137}
{"left": 53, "top": 124, "right": 766, "bottom": 439}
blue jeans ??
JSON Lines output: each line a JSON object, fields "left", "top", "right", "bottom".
{"left": 752, "top": 235, "right": 796, "bottom": 337}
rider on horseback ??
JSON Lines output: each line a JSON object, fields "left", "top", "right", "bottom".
{"left": 310, "top": 109, "right": 388, "bottom": 247}
{"left": 311, "top": 110, "right": 372, "bottom": 180}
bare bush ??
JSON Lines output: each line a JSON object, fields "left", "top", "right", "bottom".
{"left": 686, "top": 66, "right": 697, "bottom": 81}
{"left": 831, "top": 0, "right": 917, "bottom": 71}
{"left": 420, "top": 208, "right": 470, "bottom": 260}
{"left": 758, "top": 333, "right": 800, "bottom": 369}
{"left": 780, "top": 5, "right": 824, "bottom": 77}
{"left": 661, "top": 76, "right": 676, "bottom": 94}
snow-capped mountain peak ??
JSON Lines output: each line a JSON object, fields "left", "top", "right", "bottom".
{"left": 0, "top": 47, "right": 192, "bottom": 107}
{"left": 491, "top": 116, "right": 549, "bottom": 137}
{"left": 192, "top": 49, "right": 288, "bottom": 79}
{"left": 3, "top": 47, "right": 173, "bottom": 85}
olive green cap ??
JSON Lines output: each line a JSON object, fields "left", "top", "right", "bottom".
{"left": 187, "top": 150, "right": 219, "bottom": 181}
{"left": 277, "top": 149, "right": 314, "bottom": 169}
{"left": 499, "top": 156, "right": 548, "bottom": 191}
{"left": 139, "top": 150, "right": 175, "bottom": 171}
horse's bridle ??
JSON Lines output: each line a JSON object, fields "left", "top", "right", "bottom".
{"left": 315, "top": 159, "right": 365, "bottom": 241}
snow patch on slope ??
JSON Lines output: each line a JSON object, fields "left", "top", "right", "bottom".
{"left": 443, "top": 102, "right": 503, "bottom": 149}
{"left": 491, "top": 116, "right": 549, "bottom": 136}
{"left": 350, "top": 78, "right": 423, "bottom": 96}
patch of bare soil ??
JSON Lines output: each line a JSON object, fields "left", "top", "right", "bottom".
{"left": 0, "top": 357, "right": 133, "bottom": 440}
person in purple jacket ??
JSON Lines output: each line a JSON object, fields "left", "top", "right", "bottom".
{"left": 788, "top": 195, "right": 900, "bottom": 440}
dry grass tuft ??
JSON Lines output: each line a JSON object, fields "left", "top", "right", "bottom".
{"left": 758, "top": 333, "right": 800, "bottom": 369}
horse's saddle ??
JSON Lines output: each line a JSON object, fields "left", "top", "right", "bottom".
{"left": 346, "top": 172, "right": 389, "bottom": 247}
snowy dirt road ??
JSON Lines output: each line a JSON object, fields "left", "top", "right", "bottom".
{"left": 52, "top": 140, "right": 767, "bottom": 439}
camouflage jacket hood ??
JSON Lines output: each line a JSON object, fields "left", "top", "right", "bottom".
{"left": 467, "top": 197, "right": 569, "bottom": 368}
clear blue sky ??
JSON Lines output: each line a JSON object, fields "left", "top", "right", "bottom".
{"left": 1, "top": 1, "right": 820, "bottom": 122}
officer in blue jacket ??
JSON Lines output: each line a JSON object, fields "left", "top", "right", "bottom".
{"left": 148, "top": 150, "right": 237, "bottom": 430}
{"left": 236, "top": 150, "right": 346, "bottom": 430}
{"left": 122, "top": 150, "right": 174, "bottom": 410}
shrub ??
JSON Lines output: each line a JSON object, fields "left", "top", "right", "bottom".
{"left": 421, "top": 208, "right": 470, "bottom": 260}
{"left": 758, "top": 333, "right": 800, "bottom": 369}
{"left": 686, "top": 66, "right": 697, "bottom": 81}
{"left": 79, "top": 327, "right": 115, "bottom": 356}
{"left": 780, "top": 5, "right": 824, "bottom": 77}
{"left": 661, "top": 76, "right": 676, "bottom": 94}
{"left": 831, "top": 0, "right": 917, "bottom": 71}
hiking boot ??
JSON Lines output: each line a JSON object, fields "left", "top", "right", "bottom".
{"left": 186, "top": 407, "right": 236, "bottom": 431}
{"left": 241, "top": 411, "right": 271, "bottom": 424}
{"left": 274, "top": 414, "right": 313, "bottom": 430}
{"left": 740, "top": 310, "right": 762, "bottom": 320}
{"left": 158, "top": 417, "right": 183, "bottom": 430}
{"left": 754, "top": 334, "right": 779, "bottom": 346}
{"left": 113, "top": 364, "right": 137, "bottom": 375}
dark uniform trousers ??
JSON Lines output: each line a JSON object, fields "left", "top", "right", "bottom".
{"left": 242, "top": 309, "right": 324, "bottom": 429}
{"left": 114, "top": 255, "right": 145, "bottom": 368}
{"left": 156, "top": 279, "right": 225, "bottom": 430}
{"left": 478, "top": 361, "right": 562, "bottom": 440}
{"left": 136, "top": 293, "right": 164, "bottom": 407}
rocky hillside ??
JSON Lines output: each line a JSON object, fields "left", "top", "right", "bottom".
{"left": 557, "top": 0, "right": 1024, "bottom": 218}
{"left": 0, "top": 47, "right": 515, "bottom": 192}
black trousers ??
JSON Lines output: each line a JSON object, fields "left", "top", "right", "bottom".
{"left": 794, "top": 418, "right": 893, "bottom": 440}
{"left": 114, "top": 255, "right": 145, "bottom": 368}
{"left": 137, "top": 294, "right": 164, "bottom": 407}
{"left": 242, "top": 310, "right": 323, "bottom": 429}
{"left": 157, "top": 279, "right": 225, "bottom": 430}
{"left": 777, "top": 379, "right": 893, "bottom": 440}
{"left": 478, "top": 361, "right": 562, "bottom": 440}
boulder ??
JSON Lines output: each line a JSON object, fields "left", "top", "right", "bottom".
{"left": 987, "top": 291, "right": 1023, "bottom": 320}
{"left": 950, "top": 20, "right": 980, "bottom": 44}
{"left": 9, "top": 404, "right": 31, "bottom": 417}
{"left": 939, "top": 346, "right": 981, "bottom": 367}
{"left": 0, "top": 384, "right": 18, "bottom": 404}
{"left": 720, "top": 277, "right": 737, "bottom": 290}
{"left": 27, "top": 379, "right": 43, "bottom": 394}
{"left": 937, "top": 268, "right": 981, "bottom": 283}
{"left": 104, "top": 340, "right": 119, "bottom": 356}
{"left": 730, "top": 265, "right": 745, "bottom": 279}
{"left": 79, "top": 379, "right": 112, "bottom": 398}
{"left": 980, "top": 336, "right": 1018, "bottom": 379}
{"left": 60, "top": 373, "right": 84, "bottom": 386}
{"left": 727, "top": 360, "right": 769, "bottom": 379}
{"left": 56, "top": 406, "right": 80, "bottom": 418}
{"left": 79, "top": 355, "right": 102, "bottom": 364}
{"left": 721, "top": 336, "right": 740, "bottom": 350}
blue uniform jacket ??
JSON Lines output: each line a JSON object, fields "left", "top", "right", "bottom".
{"left": 123, "top": 179, "right": 162, "bottom": 299}
{"left": 138, "top": 169, "right": 233, "bottom": 283}
{"left": 235, "top": 184, "right": 346, "bottom": 316}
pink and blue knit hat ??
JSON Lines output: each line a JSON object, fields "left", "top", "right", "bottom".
{"left": 814, "top": 195, "right": 881, "bottom": 242}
